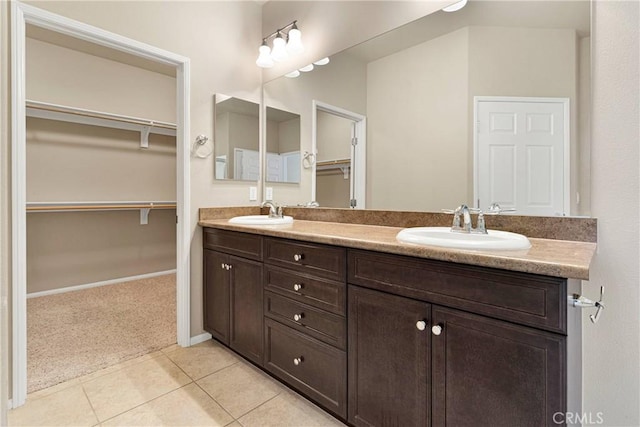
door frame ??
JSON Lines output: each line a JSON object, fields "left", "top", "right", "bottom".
{"left": 473, "top": 96, "right": 570, "bottom": 215}
{"left": 311, "top": 100, "right": 366, "bottom": 208}
{"left": 10, "top": 2, "right": 191, "bottom": 407}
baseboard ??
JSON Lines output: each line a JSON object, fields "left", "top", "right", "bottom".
{"left": 26, "top": 269, "right": 177, "bottom": 299}
{"left": 190, "top": 332, "right": 212, "bottom": 346}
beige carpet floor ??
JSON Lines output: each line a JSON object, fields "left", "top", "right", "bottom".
{"left": 27, "top": 274, "right": 176, "bottom": 393}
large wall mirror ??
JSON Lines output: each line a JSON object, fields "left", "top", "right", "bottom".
{"left": 263, "top": 0, "right": 591, "bottom": 216}
{"left": 214, "top": 94, "right": 260, "bottom": 181}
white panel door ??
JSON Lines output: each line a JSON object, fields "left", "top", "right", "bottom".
{"left": 476, "top": 98, "right": 568, "bottom": 216}
{"left": 266, "top": 152, "right": 283, "bottom": 182}
{"left": 234, "top": 148, "right": 260, "bottom": 181}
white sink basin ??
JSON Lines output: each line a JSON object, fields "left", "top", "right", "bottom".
{"left": 396, "top": 226, "right": 531, "bottom": 250}
{"left": 228, "top": 215, "right": 293, "bottom": 225}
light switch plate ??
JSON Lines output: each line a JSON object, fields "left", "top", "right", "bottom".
{"left": 265, "top": 187, "right": 273, "bottom": 201}
{"left": 249, "top": 186, "right": 257, "bottom": 201}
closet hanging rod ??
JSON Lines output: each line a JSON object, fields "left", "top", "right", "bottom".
{"left": 26, "top": 100, "right": 177, "bottom": 132}
{"left": 26, "top": 201, "right": 177, "bottom": 212}
{"left": 316, "top": 158, "right": 351, "bottom": 167}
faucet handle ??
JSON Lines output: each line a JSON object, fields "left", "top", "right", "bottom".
{"left": 486, "top": 203, "right": 516, "bottom": 215}
{"left": 441, "top": 209, "right": 456, "bottom": 214}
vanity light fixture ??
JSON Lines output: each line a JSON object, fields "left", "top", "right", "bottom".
{"left": 299, "top": 64, "right": 314, "bottom": 72}
{"left": 256, "top": 20, "right": 305, "bottom": 68}
{"left": 285, "top": 70, "right": 301, "bottom": 78}
{"left": 313, "top": 57, "right": 330, "bottom": 66}
{"left": 442, "top": 0, "right": 468, "bottom": 12}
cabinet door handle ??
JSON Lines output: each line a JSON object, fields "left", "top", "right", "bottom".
{"left": 432, "top": 324, "right": 443, "bottom": 336}
{"left": 221, "top": 263, "right": 226, "bottom": 270}
{"left": 416, "top": 320, "right": 427, "bottom": 331}
{"left": 293, "top": 253, "right": 304, "bottom": 262}
{"left": 293, "top": 356, "right": 304, "bottom": 366}
{"left": 293, "top": 313, "right": 304, "bottom": 322}
{"left": 227, "top": 264, "right": 232, "bottom": 270}
{"left": 293, "top": 283, "right": 303, "bottom": 292}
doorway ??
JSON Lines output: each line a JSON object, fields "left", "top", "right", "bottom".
{"left": 312, "top": 101, "right": 366, "bottom": 208}
{"left": 11, "top": 2, "right": 191, "bottom": 407}
{"left": 474, "top": 96, "right": 570, "bottom": 216}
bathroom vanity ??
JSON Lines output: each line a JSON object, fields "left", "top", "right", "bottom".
{"left": 200, "top": 209, "right": 596, "bottom": 426}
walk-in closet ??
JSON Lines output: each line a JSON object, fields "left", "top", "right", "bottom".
{"left": 25, "top": 28, "right": 178, "bottom": 393}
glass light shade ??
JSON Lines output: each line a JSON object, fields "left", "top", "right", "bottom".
{"left": 442, "top": 0, "right": 467, "bottom": 12}
{"left": 256, "top": 44, "right": 274, "bottom": 68}
{"left": 285, "top": 70, "right": 300, "bottom": 78}
{"left": 313, "top": 57, "right": 330, "bottom": 66}
{"left": 286, "top": 28, "right": 304, "bottom": 55}
{"left": 299, "top": 64, "right": 314, "bottom": 72}
{"left": 271, "top": 35, "right": 288, "bottom": 62}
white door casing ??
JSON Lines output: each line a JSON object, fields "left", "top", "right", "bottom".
{"left": 311, "top": 100, "right": 366, "bottom": 208}
{"left": 474, "top": 97, "right": 570, "bottom": 216}
{"left": 10, "top": 2, "right": 191, "bottom": 408}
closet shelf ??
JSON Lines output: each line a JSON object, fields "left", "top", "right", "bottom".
{"left": 316, "top": 159, "right": 351, "bottom": 178}
{"left": 26, "top": 201, "right": 176, "bottom": 225}
{"left": 316, "top": 158, "right": 350, "bottom": 170}
{"left": 26, "top": 100, "right": 177, "bottom": 147}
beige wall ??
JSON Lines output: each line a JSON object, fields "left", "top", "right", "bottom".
{"left": 586, "top": 1, "right": 639, "bottom": 425}
{"left": 578, "top": 36, "right": 591, "bottom": 217}
{"left": 367, "top": 27, "right": 469, "bottom": 211}
{"left": 317, "top": 111, "right": 352, "bottom": 162}
{"left": 27, "top": 210, "right": 176, "bottom": 294}
{"left": 316, "top": 172, "right": 350, "bottom": 208}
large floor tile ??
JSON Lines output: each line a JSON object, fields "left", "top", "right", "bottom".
{"left": 8, "top": 384, "right": 98, "bottom": 426}
{"left": 238, "top": 390, "right": 346, "bottom": 427}
{"left": 197, "top": 362, "right": 283, "bottom": 418}
{"left": 166, "top": 339, "right": 240, "bottom": 380}
{"left": 82, "top": 354, "right": 191, "bottom": 421}
{"left": 102, "top": 383, "right": 234, "bottom": 426}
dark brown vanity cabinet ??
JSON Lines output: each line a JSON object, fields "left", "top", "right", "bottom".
{"left": 348, "top": 249, "right": 567, "bottom": 427}
{"left": 263, "top": 237, "right": 348, "bottom": 419}
{"left": 202, "top": 228, "right": 570, "bottom": 426}
{"left": 203, "top": 229, "right": 264, "bottom": 365}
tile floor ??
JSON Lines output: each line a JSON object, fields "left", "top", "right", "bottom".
{"left": 9, "top": 340, "right": 346, "bottom": 427}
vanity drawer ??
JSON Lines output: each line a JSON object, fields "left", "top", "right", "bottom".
{"left": 265, "top": 266, "right": 346, "bottom": 315}
{"left": 264, "top": 318, "right": 347, "bottom": 418}
{"left": 265, "top": 291, "right": 346, "bottom": 350}
{"left": 348, "top": 249, "right": 566, "bottom": 333}
{"left": 203, "top": 228, "right": 263, "bottom": 261}
{"left": 264, "top": 237, "right": 346, "bottom": 282}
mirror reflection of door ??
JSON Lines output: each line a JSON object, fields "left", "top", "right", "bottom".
{"left": 316, "top": 110, "right": 354, "bottom": 208}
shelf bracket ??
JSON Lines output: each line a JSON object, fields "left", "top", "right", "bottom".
{"left": 140, "top": 208, "right": 151, "bottom": 225}
{"left": 340, "top": 165, "right": 350, "bottom": 179}
{"left": 140, "top": 125, "right": 151, "bottom": 149}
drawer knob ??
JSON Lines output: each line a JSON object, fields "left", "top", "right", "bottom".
{"left": 432, "top": 324, "right": 443, "bottom": 336}
{"left": 293, "top": 313, "right": 304, "bottom": 322}
{"left": 293, "top": 356, "right": 304, "bottom": 366}
{"left": 221, "top": 263, "right": 225, "bottom": 270}
{"left": 293, "top": 283, "right": 303, "bottom": 292}
{"left": 293, "top": 253, "right": 304, "bottom": 262}
{"left": 416, "top": 320, "right": 427, "bottom": 331}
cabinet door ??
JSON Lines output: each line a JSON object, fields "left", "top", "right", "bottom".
{"left": 431, "top": 306, "right": 566, "bottom": 427}
{"left": 203, "top": 250, "right": 230, "bottom": 345}
{"left": 348, "top": 285, "right": 430, "bottom": 427}
{"left": 229, "top": 255, "right": 264, "bottom": 365}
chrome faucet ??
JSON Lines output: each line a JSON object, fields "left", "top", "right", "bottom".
{"left": 451, "top": 204, "right": 487, "bottom": 234}
{"left": 262, "top": 201, "right": 283, "bottom": 218}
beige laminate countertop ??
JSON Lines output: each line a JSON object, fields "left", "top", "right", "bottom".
{"left": 199, "top": 219, "right": 596, "bottom": 280}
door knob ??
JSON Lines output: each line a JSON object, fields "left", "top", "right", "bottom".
{"left": 221, "top": 263, "right": 225, "bottom": 270}
{"left": 432, "top": 324, "right": 443, "bottom": 336}
{"left": 293, "top": 356, "right": 304, "bottom": 366}
{"left": 293, "top": 253, "right": 304, "bottom": 262}
{"left": 416, "top": 320, "right": 427, "bottom": 331}
{"left": 293, "top": 313, "right": 304, "bottom": 322}
{"left": 293, "top": 283, "right": 303, "bottom": 291}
